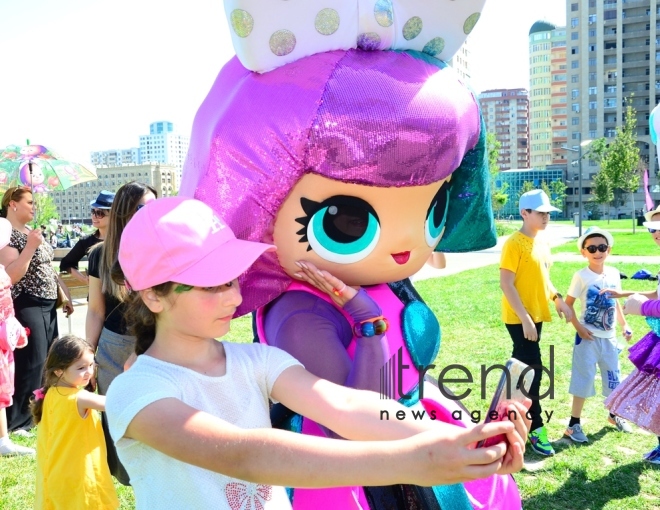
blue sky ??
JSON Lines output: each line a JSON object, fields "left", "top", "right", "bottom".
{"left": 0, "top": 0, "right": 565, "bottom": 164}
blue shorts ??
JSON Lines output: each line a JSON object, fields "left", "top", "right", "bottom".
{"left": 569, "top": 332, "right": 621, "bottom": 398}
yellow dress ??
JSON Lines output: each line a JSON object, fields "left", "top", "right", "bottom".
{"left": 34, "top": 387, "right": 118, "bottom": 509}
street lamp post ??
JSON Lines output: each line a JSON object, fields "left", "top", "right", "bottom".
{"left": 562, "top": 134, "right": 593, "bottom": 237}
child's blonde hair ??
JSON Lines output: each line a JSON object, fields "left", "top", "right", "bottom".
{"left": 29, "top": 335, "right": 94, "bottom": 424}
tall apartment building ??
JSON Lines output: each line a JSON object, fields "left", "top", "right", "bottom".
{"left": 478, "top": 89, "right": 530, "bottom": 170}
{"left": 51, "top": 164, "right": 177, "bottom": 221}
{"left": 139, "top": 121, "right": 189, "bottom": 179}
{"left": 90, "top": 121, "right": 190, "bottom": 183}
{"left": 90, "top": 148, "right": 140, "bottom": 167}
{"left": 567, "top": 0, "right": 659, "bottom": 217}
{"left": 529, "top": 21, "right": 568, "bottom": 168}
{"left": 449, "top": 40, "right": 471, "bottom": 84}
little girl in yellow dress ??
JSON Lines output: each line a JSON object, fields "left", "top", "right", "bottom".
{"left": 31, "top": 335, "right": 118, "bottom": 509}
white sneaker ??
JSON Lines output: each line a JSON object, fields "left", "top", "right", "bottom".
{"left": 0, "top": 440, "right": 35, "bottom": 456}
{"left": 608, "top": 415, "right": 632, "bottom": 433}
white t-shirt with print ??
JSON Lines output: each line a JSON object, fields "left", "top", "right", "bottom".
{"left": 106, "top": 341, "right": 302, "bottom": 510}
{"left": 567, "top": 266, "right": 622, "bottom": 338}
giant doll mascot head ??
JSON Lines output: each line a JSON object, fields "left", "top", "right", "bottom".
{"left": 181, "top": 1, "right": 520, "bottom": 509}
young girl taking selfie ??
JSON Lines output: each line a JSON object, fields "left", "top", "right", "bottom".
{"left": 105, "top": 197, "right": 530, "bottom": 509}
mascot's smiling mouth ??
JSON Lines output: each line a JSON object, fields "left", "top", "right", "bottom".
{"left": 391, "top": 251, "right": 410, "bottom": 265}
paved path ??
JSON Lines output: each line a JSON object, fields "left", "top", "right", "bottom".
{"left": 60, "top": 223, "right": 659, "bottom": 338}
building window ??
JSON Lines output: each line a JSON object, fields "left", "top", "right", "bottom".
{"left": 589, "top": 101, "right": 597, "bottom": 109}
{"left": 572, "top": 61, "right": 579, "bottom": 68}
{"left": 572, "top": 103, "right": 580, "bottom": 112}
{"left": 588, "top": 58, "right": 596, "bottom": 66}
{"left": 572, "top": 117, "right": 579, "bottom": 125}
{"left": 571, "top": 3, "right": 578, "bottom": 11}
{"left": 603, "top": 10, "right": 616, "bottom": 20}
{"left": 590, "top": 72, "right": 598, "bottom": 81}
{"left": 571, "top": 75, "right": 579, "bottom": 83}
{"left": 571, "top": 17, "right": 579, "bottom": 28}
{"left": 589, "top": 29, "right": 596, "bottom": 37}
{"left": 571, "top": 46, "right": 579, "bottom": 54}
{"left": 572, "top": 88, "right": 579, "bottom": 99}
{"left": 589, "top": 115, "right": 597, "bottom": 124}
{"left": 588, "top": 87, "right": 597, "bottom": 95}
{"left": 571, "top": 32, "right": 579, "bottom": 40}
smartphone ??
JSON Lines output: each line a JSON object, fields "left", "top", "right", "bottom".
{"left": 476, "top": 358, "right": 534, "bottom": 448}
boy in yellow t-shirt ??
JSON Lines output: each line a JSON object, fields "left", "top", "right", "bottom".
{"left": 500, "top": 189, "right": 573, "bottom": 456}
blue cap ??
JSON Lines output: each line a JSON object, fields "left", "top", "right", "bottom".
{"left": 90, "top": 190, "right": 115, "bottom": 209}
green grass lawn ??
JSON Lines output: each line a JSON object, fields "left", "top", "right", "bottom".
{"left": 2, "top": 263, "right": 659, "bottom": 509}
{"left": 553, "top": 219, "right": 646, "bottom": 231}
{"left": 552, "top": 231, "right": 660, "bottom": 257}
{"left": 416, "top": 262, "right": 660, "bottom": 510}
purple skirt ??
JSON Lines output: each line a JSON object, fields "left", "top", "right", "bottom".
{"left": 629, "top": 330, "right": 660, "bottom": 376}
{"left": 606, "top": 330, "right": 660, "bottom": 434}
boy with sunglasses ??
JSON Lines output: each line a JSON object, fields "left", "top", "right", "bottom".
{"left": 564, "top": 227, "right": 633, "bottom": 443}
{"left": 500, "top": 190, "right": 572, "bottom": 456}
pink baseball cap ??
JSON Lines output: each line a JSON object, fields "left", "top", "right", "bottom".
{"left": 118, "top": 197, "right": 275, "bottom": 291}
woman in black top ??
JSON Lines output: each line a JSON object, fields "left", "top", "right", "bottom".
{"left": 86, "top": 182, "right": 156, "bottom": 484}
{"left": 59, "top": 190, "right": 114, "bottom": 283}
{"left": 0, "top": 187, "right": 72, "bottom": 432}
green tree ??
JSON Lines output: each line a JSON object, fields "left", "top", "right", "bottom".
{"left": 33, "top": 193, "right": 59, "bottom": 227}
{"left": 598, "top": 103, "right": 641, "bottom": 231}
{"left": 487, "top": 132, "right": 500, "bottom": 175}
{"left": 487, "top": 133, "right": 509, "bottom": 218}
{"left": 583, "top": 200, "right": 602, "bottom": 220}
{"left": 517, "top": 180, "right": 536, "bottom": 201}
{"left": 591, "top": 169, "right": 614, "bottom": 223}
{"left": 541, "top": 179, "right": 567, "bottom": 214}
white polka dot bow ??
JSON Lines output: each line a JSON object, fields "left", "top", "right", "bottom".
{"left": 224, "top": 0, "right": 486, "bottom": 73}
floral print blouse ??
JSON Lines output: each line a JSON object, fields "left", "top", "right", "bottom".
{"left": 8, "top": 229, "right": 57, "bottom": 300}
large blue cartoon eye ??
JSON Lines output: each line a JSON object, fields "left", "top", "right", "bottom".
{"left": 298, "top": 196, "right": 381, "bottom": 264}
{"left": 424, "top": 181, "right": 451, "bottom": 248}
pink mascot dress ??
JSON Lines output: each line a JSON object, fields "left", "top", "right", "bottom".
{"left": 181, "top": 1, "right": 522, "bottom": 508}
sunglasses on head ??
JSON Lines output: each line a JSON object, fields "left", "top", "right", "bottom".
{"left": 91, "top": 209, "right": 109, "bottom": 218}
{"left": 584, "top": 244, "right": 608, "bottom": 254}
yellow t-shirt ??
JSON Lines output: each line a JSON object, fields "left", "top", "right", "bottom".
{"left": 500, "top": 230, "right": 552, "bottom": 324}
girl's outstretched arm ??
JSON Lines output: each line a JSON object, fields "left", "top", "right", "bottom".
{"left": 76, "top": 390, "right": 106, "bottom": 417}
{"left": 124, "top": 397, "right": 517, "bottom": 488}
{"left": 272, "top": 365, "right": 528, "bottom": 475}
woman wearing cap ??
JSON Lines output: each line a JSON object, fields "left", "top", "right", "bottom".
{"left": 86, "top": 181, "right": 156, "bottom": 484}
{"left": 0, "top": 186, "right": 73, "bottom": 433}
{"left": 59, "top": 190, "right": 115, "bottom": 284}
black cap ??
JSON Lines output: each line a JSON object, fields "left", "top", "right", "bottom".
{"left": 90, "top": 190, "right": 115, "bottom": 209}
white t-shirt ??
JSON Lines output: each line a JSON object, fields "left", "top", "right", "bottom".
{"left": 106, "top": 341, "right": 302, "bottom": 510}
{"left": 567, "top": 266, "right": 621, "bottom": 338}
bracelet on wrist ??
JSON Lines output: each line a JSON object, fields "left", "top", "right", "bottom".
{"left": 551, "top": 292, "right": 563, "bottom": 302}
{"left": 353, "top": 316, "right": 389, "bottom": 338}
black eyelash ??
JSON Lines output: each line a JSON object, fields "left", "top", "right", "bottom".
{"left": 295, "top": 197, "right": 322, "bottom": 251}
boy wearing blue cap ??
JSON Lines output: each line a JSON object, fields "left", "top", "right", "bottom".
{"left": 500, "top": 189, "right": 573, "bottom": 456}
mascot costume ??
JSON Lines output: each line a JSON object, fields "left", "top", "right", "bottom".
{"left": 181, "top": 1, "right": 522, "bottom": 508}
